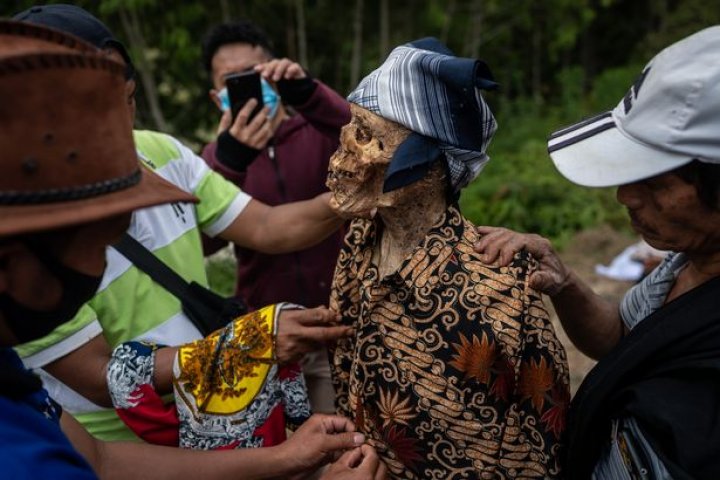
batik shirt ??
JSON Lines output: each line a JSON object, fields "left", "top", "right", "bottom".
{"left": 331, "top": 205, "right": 570, "bottom": 479}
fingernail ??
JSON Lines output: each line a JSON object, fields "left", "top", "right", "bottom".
{"left": 353, "top": 433, "right": 365, "bottom": 445}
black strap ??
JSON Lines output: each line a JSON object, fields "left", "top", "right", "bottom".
{"left": 113, "top": 233, "right": 245, "bottom": 336}
{"left": 114, "top": 233, "right": 192, "bottom": 301}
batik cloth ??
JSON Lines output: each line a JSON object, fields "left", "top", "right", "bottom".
{"left": 347, "top": 37, "right": 498, "bottom": 193}
{"left": 330, "top": 205, "right": 570, "bottom": 479}
{"left": 107, "top": 303, "right": 311, "bottom": 450}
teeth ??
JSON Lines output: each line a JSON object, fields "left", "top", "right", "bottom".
{"left": 328, "top": 169, "right": 356, "bottom": 180}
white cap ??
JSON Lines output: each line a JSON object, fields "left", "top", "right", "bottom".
{"left": 548, "top": 26, "right": 720, "bottom": 187}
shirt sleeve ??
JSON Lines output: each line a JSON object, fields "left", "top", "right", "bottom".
{"left": 166, "top": 136, "right": 252, "bottom": 237}
{"left": 14, "top": 303, "right": 103, "bottom": 369}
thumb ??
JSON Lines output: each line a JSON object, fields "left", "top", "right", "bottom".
{"left": 323, "top": 431, "right": 366, "bottom": 453}
{"left": 529, "top": 271, "right": 559, "bottom": 295}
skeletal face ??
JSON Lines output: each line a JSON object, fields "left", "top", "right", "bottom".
{"left": 327, "top": 104, "right": 411, "bottom": 218}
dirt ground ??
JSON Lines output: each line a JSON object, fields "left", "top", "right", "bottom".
{"left": 548, "top": 225, "right": 637, "bottom": 394}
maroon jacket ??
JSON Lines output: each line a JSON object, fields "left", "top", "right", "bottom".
{"left": 202, "top": 81, "right": 350, "bottom": 310}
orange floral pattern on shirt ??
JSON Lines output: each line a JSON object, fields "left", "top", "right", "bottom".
{"left": 330, "top": 205, "right": 570, "bottom": 479}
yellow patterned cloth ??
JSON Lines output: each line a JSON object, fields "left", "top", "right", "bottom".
{"left": 330, "top": 205, "right": 570, "bottom": 479}
{"left": 174, "top": 304, "right": 311, "bottom": 450}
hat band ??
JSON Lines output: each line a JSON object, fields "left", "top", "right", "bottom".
{"left": 0, "top": 169, "right": 141, "bottom": 205}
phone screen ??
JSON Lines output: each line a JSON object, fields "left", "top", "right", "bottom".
{"left": 225, "top": 71, "right": 264, "bottom": 121}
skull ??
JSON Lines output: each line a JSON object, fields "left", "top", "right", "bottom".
{"left": 327, "top": 104, "right": 411, "bottom": 218}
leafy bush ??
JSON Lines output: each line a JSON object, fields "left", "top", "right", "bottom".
{"left": 459, "top": 66, "right": 639, "bottom": 248}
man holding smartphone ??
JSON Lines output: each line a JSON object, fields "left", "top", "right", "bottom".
{"left": 201, "top": 21, "right": 350, "bottom": 414}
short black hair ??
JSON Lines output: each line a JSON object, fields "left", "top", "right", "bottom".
{"left": 675, "top": 160, "right": 720, "bottom": 210}
{"left": 201, "top": 21, "right": 274, "bottom": 73}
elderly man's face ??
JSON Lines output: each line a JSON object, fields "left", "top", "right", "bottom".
{"left": 617, "top": 170, "right": 720, "bottom": 254}
{"left": 327, "top": 104, "right": 410, "bottom": 218}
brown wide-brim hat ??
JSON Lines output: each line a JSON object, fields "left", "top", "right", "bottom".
{"left": 0, "top": 20, "right": 196, "bottom": 237}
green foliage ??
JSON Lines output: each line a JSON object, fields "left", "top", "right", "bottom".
{"left": 589, "top": 63, "right": 646, "bottom": 111}
{"left": 205, "top": 254, "right": 236, "bottom": 297}
{"left": 460, "top": 138, "right": 627, "bottom": 249}
{"left": 5, "top": 0, "right": 718, "bottom": 247}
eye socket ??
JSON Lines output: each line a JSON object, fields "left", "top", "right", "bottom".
{"left": 355, "top": 127, "right": 372, "bottom": 145}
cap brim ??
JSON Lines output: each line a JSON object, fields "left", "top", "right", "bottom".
{"left": 0, "top": 166, "right": 197, "bottom": 237}
{"left": 547, "top": 112, "right": 694, "bottom": 187}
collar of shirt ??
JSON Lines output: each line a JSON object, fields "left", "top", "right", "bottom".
{"left": 350, "top": 204, "right": 465, "bottom": 298}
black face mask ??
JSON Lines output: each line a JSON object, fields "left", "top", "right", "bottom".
{"left": 0, "top": 244, "right": 103, "bottom": 344}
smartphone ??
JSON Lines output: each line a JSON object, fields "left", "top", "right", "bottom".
{"left": 225, "top": 70, "right": 264, "bottom": 122}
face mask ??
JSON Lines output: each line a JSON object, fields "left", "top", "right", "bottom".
{"left": 0, "top": 244, "right": 103, "bottom": 343}
{"left": 217, "top": 87, "right": 231, "bottom": 112}
{"left": 261, "top": 78, "right": 280, "bottom": 118}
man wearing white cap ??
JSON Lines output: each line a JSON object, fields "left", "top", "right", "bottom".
{"left": 476, "top": 26, "right": 720, "bottom": 479}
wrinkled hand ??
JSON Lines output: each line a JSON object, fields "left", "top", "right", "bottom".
{"left": 281, "top": 414, "right": 365, "bottom": 475}
{"left": 321, "top": 445, "right": 388, "bottom": 480}
{"left": 219, "top": 98, "right": 273, "bottom": 149}
{"left": 254, "top": 58, "right": 307, "bottom": 82}
{"left": 276, "top": 306, "right": 352, "bottom": 364}
{"left": 474, "top": 226, "right": 571, "bottom": 296}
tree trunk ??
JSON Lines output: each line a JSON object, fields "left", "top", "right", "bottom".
{"left": 219, "top": 0, "right": 231, "bottom": 22}
{"left": 379, "top": 0, "right": 389, "bottom": 60}
{"left": 465, "top": 0, "right": 483, "bottom": 58}
{"left": 440, "top": 0, "right": 457, "bottom": 45}
{"left": 286, "top": 2, "right": 298, "bottom": 61}
{"left": 349, "top": 0, "right": 364, "bottom": 90}
{"left": 295, "top": 0, "right": 309, "bottom": 67}
{"left": 532, "top": 18, "right": 542, "bottom": 104}
{"left": 118, "top": 7, "right": 169, "bottom": 132}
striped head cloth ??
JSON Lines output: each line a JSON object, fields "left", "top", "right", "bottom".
{"left": 348, "top": 37, "right": 498, "bottom": 193}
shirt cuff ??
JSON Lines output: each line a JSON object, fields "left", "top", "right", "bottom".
{"left": 277, "top": 76, "right": 318, "bottom": 106}
{"left": 216, "top": 130, "right": 261, "bottom": 172}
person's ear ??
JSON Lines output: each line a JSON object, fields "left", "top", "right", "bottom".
{"left": 209, "top": 89, "right": 222, "bottom": 110}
